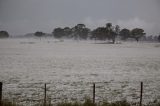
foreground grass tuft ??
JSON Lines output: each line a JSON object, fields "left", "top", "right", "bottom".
{"left": 0, "top": 100, "right": 18, "bottom": 106}
{"left": 101, "top": 100, "right": 130, "bottom": 106}
{"left": 57, "top": 98, "right": 96, "bottom": 106}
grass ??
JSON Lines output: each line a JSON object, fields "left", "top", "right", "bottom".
{"left": 1, "top": 98, "right": 160, "bottom": 106}
{"left": 0, "top": 99, "right": 18, "bottom": 106}
{"left": 57, "top": 98, "right": 95, "bottom": 106}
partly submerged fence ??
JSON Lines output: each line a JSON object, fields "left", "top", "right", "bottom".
{"left": 0, "top": 81, "right": 160, "bottom": 105}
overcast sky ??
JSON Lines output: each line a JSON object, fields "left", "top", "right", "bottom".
{"left": 0, "top": 0, "right": 160, "bottom": 36}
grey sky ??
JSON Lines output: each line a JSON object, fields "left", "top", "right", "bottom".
{"left": 0, "top": 0, "right": 160, "bottom": 36}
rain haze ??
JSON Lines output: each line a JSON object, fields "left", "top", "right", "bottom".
{"left": 1, "top": 0, "right": 160, "bottom": 105}
{"left": 0, "top": 0, "right": 160, "bottom": 36}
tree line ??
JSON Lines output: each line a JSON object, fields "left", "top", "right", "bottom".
{"left": 52, "top": 23, "right": 147, "bottom": 43}
{"left": 35, "top": 23, "right": 160, "bottom": 43}
{"left": 1, "top": 23, "right": 160, "bottom": 43}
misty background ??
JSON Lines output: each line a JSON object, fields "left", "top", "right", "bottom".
{"left": 0, "top": 0, "right": 160, "bottom": 36}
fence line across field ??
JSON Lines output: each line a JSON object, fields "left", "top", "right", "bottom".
{"left": 0, "top": 81, "right": 144, "bottom": 105}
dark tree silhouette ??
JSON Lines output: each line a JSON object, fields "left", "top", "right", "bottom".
{"left": 53, "top": 28, "right": 64, "bottom": 38}
{"left": 34, "top": 31, "right": 45, "bottom": 40}
{"left": 130, "top": 28, "right": 145, "bottom": 42}
{"left": 51, "top": 24, "right": 147, "bottom": 43}
{"left": 79, "top": 28, "right": 90, "bottom": 40}
{"left": 73, "top": 24, "right": 90, "bottom": 40}
{"left": 120, "top": 28, "right": 130, "bottom": 40}
{"left": 63, "top": 27, "right": 72, "bottom": 38}
{"left": 106, "top": 23, "right": 112, "bottom": 41}
{"left": 158, "top": 34, "right": 160, "bottom": 42}
{"left": 91, "top": 23, "right": 119, "bottom": 43}
{"left": 0, "top": 31, "right": 9, "bottom": 38}
{"left": 106, "top": 23, "right": 112, "bottom": 30}
{"left": 91, "top": 27, "right": 107, "bottom": 40}
{"left": 106, "top": 23, "right": 118, "bottom": 43}
{"left": 115, "top": 25, "right": 120, "bottom": 35}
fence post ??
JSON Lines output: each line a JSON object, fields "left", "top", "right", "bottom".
{"left": 0, "top": 82, "right": 2, "bottom": 104}
{"left": 93, "top": 83, "right": 95, "bottom": 104}
{"left": 140, "top": 82, "right": 143, "bottom": 106}
{"left": 44, "top": 83, "right": 47, "bottom": 106}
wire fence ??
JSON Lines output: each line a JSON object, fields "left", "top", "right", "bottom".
{"left": 1, "top": 81, "right": 160, "bottom": 105}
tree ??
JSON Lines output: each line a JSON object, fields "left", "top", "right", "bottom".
{"left": 158, "top": 34, "right": 160, "bottom": 42}
{"left": 79, "top": 28, "right": 90, "bottom": 39}
{"left": 115, "top": 25, "right": 120, "bottom": 35}
{"left": 63, "top": 27, "right": 72, "bottom": 38}
{"left": 106, "top": 23, "right": 112, "bottom": 30}
{"left": 34, "top": 31, "right": 45, "bottom": 40}
{"left": 73, "top": 24, "right": 90, "bottom": 40}
{"left": 112, "top": 25, "right": 120, "bottom": 43}
{"left": 110, "top": 31, "right": 117, "bottom": 43}
{"left": 91, "top": 23, "right": 119, "bottom": 43}
{"left": 106, "top": 23, "right": 118, "bottom": 43}
{"left": 130, "top": 28, "right": 145, "bottom": 42}
{"left": 119, "top": 28, "right": 130, "bottom": 40}
{"left": 91, "top": 27, "right": 107, "bottom": 40}
{"left": 34, "top": 31, "right": 45, "bottom": 37}
{"left": 0, "top": 31, "right": 9, "bottom": 38}
{"left": 53, "top": 27, "right": 64, "bottom": 38}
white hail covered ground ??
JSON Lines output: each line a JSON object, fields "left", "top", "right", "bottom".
{"left": 0, "top": 38, "right": 160, "bottom": 104}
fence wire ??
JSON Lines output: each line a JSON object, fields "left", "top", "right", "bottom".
{"left": 1, "top": 81, "right": 160, "bottom": 105}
